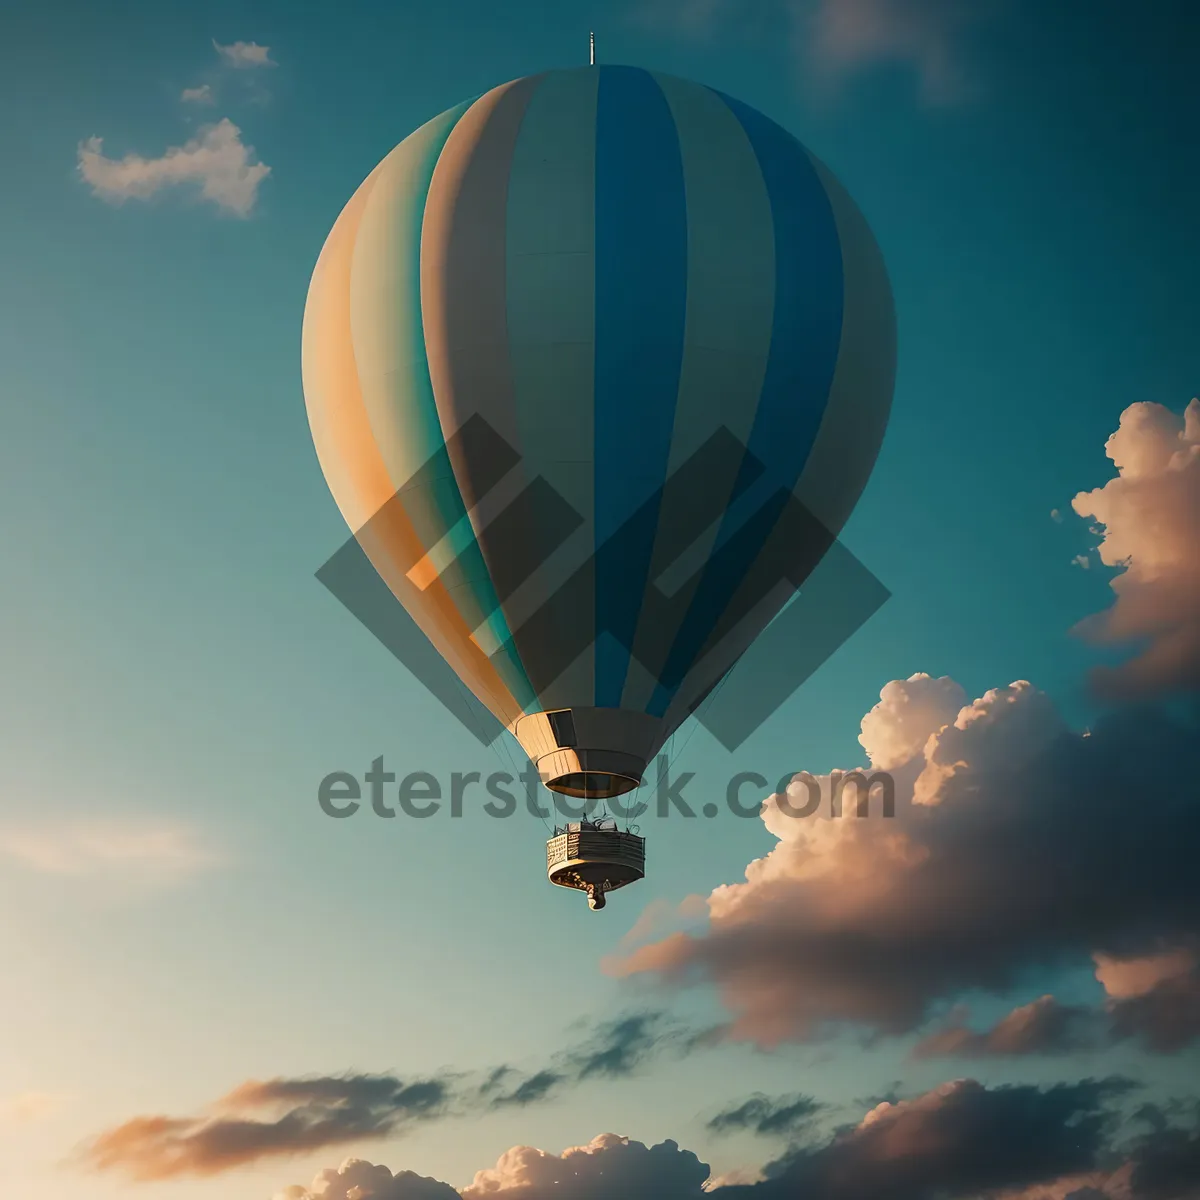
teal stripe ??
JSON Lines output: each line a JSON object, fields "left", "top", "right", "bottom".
{"left": 660, "top": 159, "right": 893, "bottom": 737}
{"left": 792, "top": 150, "right": 896, "bottom": 534}
{"left": 350, "top": 101, "right": 472, "bottom": 490}
{"left": 620, "top": 71, "right": 776, "bottom": 714}
{"left": 422, "top": 78, "right": 550, "bottom": 713}
{"left": 648, "top": 90, "right": 845, "bottom": 718}
{"left": 592, "top": 66, "right": 689, "bottom": 709}
{"left": 504, "top": 68, "right": 599, "bottom": 711}
{"left": 350, "top": 96, "right": 534, "bottom": 712}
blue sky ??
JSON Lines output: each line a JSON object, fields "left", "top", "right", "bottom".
{"left": 1, "top": 2, "right": 1198, "bottom": 1198}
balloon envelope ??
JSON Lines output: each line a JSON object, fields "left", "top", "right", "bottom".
{"left": 303, "top": 66, "right": 895, "bottom": 797}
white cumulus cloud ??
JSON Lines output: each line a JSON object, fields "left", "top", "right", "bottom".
{"left": 77, "top": 118, "right": 270, "bottom": 216}
{"left": 1071, "top": 398, "right": 1200, "bottom": 698}
{"left": 275, "top": 1157, "right": 457, "bottom": 1200}
{"left": 611, "top": 672, "right": 1200, "bottom": 1047}
{"left": 213, "top": 39, "right": 276, "bottom": 68}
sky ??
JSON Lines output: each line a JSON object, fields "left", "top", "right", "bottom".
{"left": 1, "top": 0, "right": 1198, "bottom": 1197}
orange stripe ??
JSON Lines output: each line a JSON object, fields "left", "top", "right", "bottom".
{"left": 302, "top": 153, "right": 524, "bottom": 728}
{"left": 421, "top": 75, "right": 544, "bottom": 491}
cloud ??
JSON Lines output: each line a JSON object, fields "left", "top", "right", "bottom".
{"left": 77, "top": 118, "right": 269, "bottom": 216}
{"left": 0, "top": 819, "right": 216, "bottom": 880}
{"left": 620, "top": 895, "right": 709, "bottom": 949}
{"left": 856, "top": 671, "right": 966, "bottom": 771}
{"left": 84, "top": 1011, "right": 691, "bottom": 1181}
{"left": 610, "top": 674, "right": 1200, "bottom": 1047}
{"left": 567, "top": 1011, "right": 680, "bottom": 1080}
{"left": 913, "top": 949, "right": 1200, "bottom": 1060}
{"left": 807, "top": 0, "right": 986, "bottom": 102}
{"left": 743, "top": 1078, "right": 1132, "bottom": 1200}
{"left": 181, "top": 83, "right": 214, "bottom": 104}
{"left": 707, "top": 1093, "right": 824, "bottom": 1138}
{"left": 461, "top": 1134, "right": 711, "bottom": 1198}
{"left": 479, "top": 1011, "right": 689, "bottom": 1109}
{"left": 1098, "top": 950, "right": 1200, "bottom": 1054}
{"left": 2, "top": 1091, "right": 69, "bottom": 1123}
{"left": 855, "top": 1082, "right": 905, "bottom": 1108}
{"left": 913, "top": 997, "right": 1100, "bottom": 1059}
{"left": 1071, "top": 399, "right": 1200, "bottom": 699}
{"left": 482, "top": 1069, "right": 565, "bottom": 1109}
{"left": 281, "top": 1138, "right": 712, "bottom": 1200}
{"left": 213, "top": 39, "right": 276, "bottom": 68}
{"left": 1108, "top": 973, "right": 1200, "bottom": 1055}
{"left": 633, "top": 0, "right": 997, "bottom": 103}
{"left": 81, "top": 1075, "right": 453, "bottom": 1181}
{"left": 1094, "top": 948, "right": 1196, "bottom": 1000}
{"left": 275, "top": 1158, "right": 459, "bottom": 1200}
{"left": 276, "top": 1077, "right": 1200, "bottom": 1200}
{"left": 1123, "top": 1104, "right": 1200, "bottom": 1200}
{"left": 707, "top": 1165, "right": 768, "bottom": 1188}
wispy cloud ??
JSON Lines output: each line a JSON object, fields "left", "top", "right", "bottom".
{"left": 635, "top": 0, "right": 999, "bottom": 104}
{"left": 2, "top": 1092, "right": 70, "bottom": 1123}
{"left": 807, "top": 0, "right": 986, "bottom": 103}
{"left": 707, "top": 1092, "right": 824, "bottom": 1138}
{"left": 179, "top": 36, "right": 275, "bottom": 108}
{"left": 0, "top": 819, "right": 217, "bottom": 880}
{"left": 80, "top": 1029, "right": 1200, "bottom": 1197}
{"left": 77, "top": 118, "right": 270, "bottom": 216}
{"left": 81, "top": 1074, "right": 452, "bottom": 1181}
{"left": 479, "top": 1011, "right": 690, "bottom": 1108}
{"left": 481, "top": 1068, "right": 564, "bottom": 1109}
{"left": 915, "top": 950, "right": 1200, "bottom": 1061}
{"left": 913, "top": 996, "right": 1101, "bottom": 1059}
{"left": 83, "top": 1012, "right": 697, "bottom": 1180}
{"left": 619, "top": 894, "right": 708, "bottom": 950}
{"left": 213, "top": 39, "right": 276, "bottom": 69}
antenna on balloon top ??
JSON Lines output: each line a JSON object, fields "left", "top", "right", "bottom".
{"left": 589, "top": 31, "right": 595, "bottom": 66}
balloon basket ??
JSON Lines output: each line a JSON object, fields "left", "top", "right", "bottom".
{"left": 546, "top": 819, "right": 645, "bottom": 911}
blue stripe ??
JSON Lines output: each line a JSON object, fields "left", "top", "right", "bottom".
{"left": 649, "top": 90, "right": 845, "bottom": 716}
{"left": 592, "top": 67, "right": 688, "bottom": 707}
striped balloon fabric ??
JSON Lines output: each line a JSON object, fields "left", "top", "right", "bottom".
{"left": 303, "top": 65, "right": 895, "bottom": 797}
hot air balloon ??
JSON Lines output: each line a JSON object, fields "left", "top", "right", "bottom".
{"left": 302, "top": 64, "right": 895, "bottom": 910}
